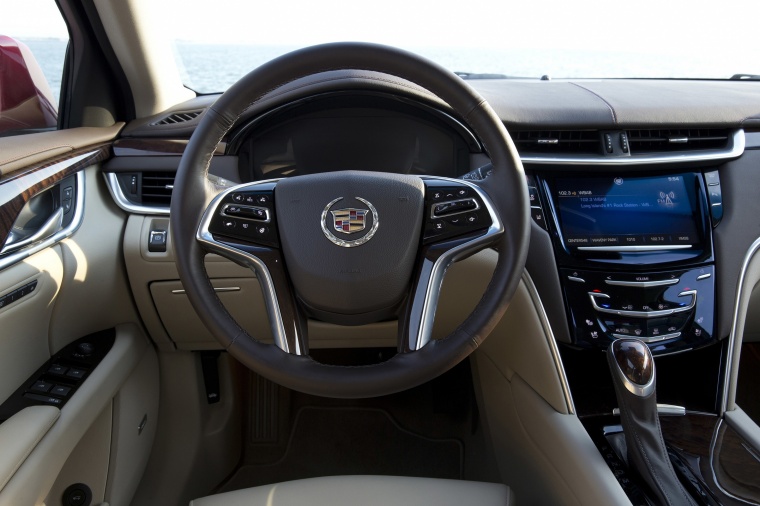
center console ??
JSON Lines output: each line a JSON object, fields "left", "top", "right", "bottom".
{"left": 529, "top": 170, "right": 722, "bottom": 356}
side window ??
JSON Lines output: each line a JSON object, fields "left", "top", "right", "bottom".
{"left": 0, "top": 1, "right": 68, "bottom": 136}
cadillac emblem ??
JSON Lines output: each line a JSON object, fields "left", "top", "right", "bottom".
{"left": 321, "top": 197, "right": 379, "bottom": 248}
{"left": 331, "top": 208, "right": 368, "bottom": 234}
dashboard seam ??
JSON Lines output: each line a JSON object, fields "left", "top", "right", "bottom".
{"left": 569, "top": 82, "right": 618, "bottom": 124}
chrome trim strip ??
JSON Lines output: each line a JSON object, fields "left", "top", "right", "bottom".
{"left": 523, "top": 271, "right": 576, "bottom": 415}
{"left": 697, "top": 273, "right": 712, "bottom": 281}
{"left": 722, "top": 236, "right": 760, "bottom": 415}
{"left": 604, "top": 278, "right": 679, "bottom": 288}
{"left": 521, "top": 129, "right": 744, "bottom": 165}
{"left": 104, "top": 172, "right": 170, "bottom": 216}
{"left": 709, "top": 419, "right": 757, "bottom": 505}
{"left": 0, "top": 171, "right": 86, "bottom": 271}
{"left": 612, "top": 332, "right": 681, "bottom": 343}
{"left": 613, "top": 404, "right": 685, "bottom": 416}
{"left": 577, "top": 245, "right": 692, "bottom": 252}
{"left": 197, "top": 180, "right": 297, "bottom": 355}
{"left": 171, "top": 287, "right": 241, "bottom": 294}
{"left": 567, "top": 276, "right": 586, "bottom": 283}
{"left": 407, "top": 176, "right": 504, "bottom": 351}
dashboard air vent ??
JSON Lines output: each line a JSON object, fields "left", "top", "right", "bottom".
{"left": 140, "top": 172, "right": 175, "bottom": 205}
{"left": 512, "top": 130, "right": 601, "bottom": 154}
{"left": 627, "top": 128, "right": 730, "bottom": 153}
{"left": 152, "top": 110, "right": 202, "bottom": 126}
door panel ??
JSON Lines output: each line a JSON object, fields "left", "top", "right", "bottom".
{"left": 0, "top": 246, "right": 63, "bottom": 405}
{"left": 0, "top": 127, "right": 156, "bottom": 506}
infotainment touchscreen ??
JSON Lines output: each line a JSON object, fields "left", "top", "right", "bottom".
{"left": 552, "top": 173, "right": 701, "bottom": 250}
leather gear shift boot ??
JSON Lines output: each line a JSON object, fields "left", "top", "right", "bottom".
{"left": 607, "top": 339, "right": 696, "bottom": 506}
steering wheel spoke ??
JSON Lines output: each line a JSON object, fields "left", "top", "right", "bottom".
{"left": 197, "top": 181, "right": 308, "bottom": 356}
{"left": 399, "top": 178, "right": 504, "bottom": 352}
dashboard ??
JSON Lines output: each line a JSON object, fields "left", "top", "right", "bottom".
{"left": 105, "top": 76, "right": 760, "bottom": 361}
{"left": 103, "top": 73, "right": 760, "bottom": 366}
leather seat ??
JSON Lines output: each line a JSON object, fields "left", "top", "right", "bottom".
{"left": 190, "top": 475, "right": 514, "bottom": 505}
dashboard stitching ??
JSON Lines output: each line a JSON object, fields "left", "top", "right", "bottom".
{"left": 569, "top": 82, "right": 618, "bottom": 124}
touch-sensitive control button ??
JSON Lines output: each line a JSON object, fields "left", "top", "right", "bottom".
{"left": 531, "top": 208, "right": 547, "bottom": 230}
{"left": 528, "top": 186, "right": 540, "bottom": 205}
{"left": 704, "top": 170, "right": 720, "bottom": 186}
{"left": 588, "top": 292, "right": 696, "bottom": 318}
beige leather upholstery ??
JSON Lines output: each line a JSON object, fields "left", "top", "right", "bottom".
{"left": 190, "top": 476, "right": 513, "bottom": 506}
{"left": 0, "top": 406, "right": 59, "bottom": 491}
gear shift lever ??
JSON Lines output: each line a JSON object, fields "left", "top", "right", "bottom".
{"left": 607, "top": 339, "right": 696, "bottom": 506}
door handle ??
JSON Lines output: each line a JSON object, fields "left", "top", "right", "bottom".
{"left": 2, "top": 207, "right": 64, "bottom": 255}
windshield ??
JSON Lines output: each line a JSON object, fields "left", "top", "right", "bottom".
{"left": 165, "top": 0, "right": 760, "bottom": 93}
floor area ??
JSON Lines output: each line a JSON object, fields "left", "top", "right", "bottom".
{"left": 216, "top": 356, "right": 500, "bottom": 493}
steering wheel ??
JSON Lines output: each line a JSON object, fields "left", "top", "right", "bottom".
{"left": 170, "top": 42, "right": 529, "bottom": 398}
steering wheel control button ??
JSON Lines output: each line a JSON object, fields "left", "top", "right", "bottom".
{"left": 423, "top": 183, "right": 492, "bottom": 243}
{"left": 208, "top": 188, "right": 280, "bottom": 248}
{"left": 320, "top": 197, "right": 379, "bottom": 248}
{"left": 431, "top": 198, "right": 478, "bottom": 218}
{"left": 222, "top": 204, "right": 270, "bottom": 222}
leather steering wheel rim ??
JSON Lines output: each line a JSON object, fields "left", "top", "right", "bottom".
{"left": 170, "top": 42, "right": 530, "bottom": 398}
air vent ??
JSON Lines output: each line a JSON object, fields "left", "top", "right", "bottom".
{"left": 152, "top": 110, "right": 202, "bottom": 126}
{"left": 512, "top": 130, "right": 601, "bottom": 155}
{"left": 627, "top": 128, "right": 731, "bottom": 153}
{"left": 141, "top": 172, "right": 175, "bottom": 205}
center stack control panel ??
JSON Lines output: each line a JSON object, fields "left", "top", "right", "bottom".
{"left": 528, "top": 170, "right": 721, "bottom": 355}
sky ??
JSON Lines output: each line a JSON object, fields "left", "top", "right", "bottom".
{"left": 2, "top": 0, "right": 757, "bottom": 51}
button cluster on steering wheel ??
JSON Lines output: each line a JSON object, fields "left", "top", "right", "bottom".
{"left": 423, "top": 181, "right": 492, "bottom": 244}
{"left": 208, "top": 186, "right": 279, "bottom": 248}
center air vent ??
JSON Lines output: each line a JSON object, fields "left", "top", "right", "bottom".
{"left": 152, "top": 110, "right": 203, "bottom": 126}
{"left": 627, "top": 128, "right": 730, "bottom": 153}
{"left": 140, "top": 172, "right": 175, "bottom": 205}
{"left": 512, "top": 130, "right": 601, "bottom": 155}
